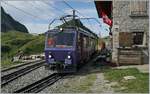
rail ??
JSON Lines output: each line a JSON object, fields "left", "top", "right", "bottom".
{"left": 14, "top": 73, "right": 63, "bottom": 93}
{"left": 1, "top": 61, "right": 45, "bottom": 86}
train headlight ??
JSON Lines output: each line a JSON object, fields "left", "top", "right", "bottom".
{"left": 67, "top": 55, "right": 71, "bottom": 59}
{"left": 49, "top": 55, "right": 52, "bottom": 58}
{"left": 60, "top": 28, "right": 63, "bottom": 32}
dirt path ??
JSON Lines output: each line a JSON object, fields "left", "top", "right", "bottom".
{"left": 89, "top": 73, "right": 114, "bottom": 93}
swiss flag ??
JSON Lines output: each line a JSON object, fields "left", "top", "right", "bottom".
{"left": 101, "top": 11, "right": 112, "bottom": 27}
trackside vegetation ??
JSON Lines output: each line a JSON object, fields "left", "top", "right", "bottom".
{"left": 104, "top": 68, "right": 149, "bottom": 93}
{"left": 1, "top": 31, "right": 45, "bottom": 68}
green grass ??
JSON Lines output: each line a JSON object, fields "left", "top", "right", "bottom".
{"left": 104, "top": 68, "right": 149, "bottom": 93}
{"left": 1, "top": 31, "right": 45, "bottom": 68}
{"left": 1, "top": 58, "right": 24, "bottom": 69}
{"left": 76, "top": 74, "right": 96, "bottom": 92}
{"left": 1, "top": 31, "right": 34, "bottom": 57}
{"left": 19, "top": 35, "right": 45, "bottom": 55}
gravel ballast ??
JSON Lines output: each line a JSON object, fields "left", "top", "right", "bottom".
{"left": 1, "top": 66, "right": 51, "bottom": 93}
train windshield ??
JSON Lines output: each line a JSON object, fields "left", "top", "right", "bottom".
{"left": 46, "top": 32, "right": 75, "bottom": 48}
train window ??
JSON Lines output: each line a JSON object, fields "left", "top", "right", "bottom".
{"left": 86, "top": 37, "right": 89, "bottom": 47}
{"left": 46, "top": 32, "right": 75, "bottom": 48}
{"left": 78, "top": 33, "right": 81, "bottom": 49}
{"left": 78, "top": 33, "right": 81, "bottom": 44}
{"left": 90, "top": 39, "right": 93, "bottom": 47}
{"left": 91, "top": 39, "right": 93, "bottom": 47}
{"left": 83, "top": 37, "right": 87, "bottom": 48}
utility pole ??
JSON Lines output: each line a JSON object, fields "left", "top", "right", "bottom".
{"left": 73, "top": 10, "right": 76, "bottom": 27}
{"left": 73, "top": 9, "right": 75, "bottom": 20}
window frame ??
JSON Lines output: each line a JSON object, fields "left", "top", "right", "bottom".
{"left": 132, "top": 32, "right": 144, "bottom": 46}
{"left": 130, "top": 28, "right": 146, "bottom": 48}
{"left": 46, "top": 31, "right": 76, "bottom": 48}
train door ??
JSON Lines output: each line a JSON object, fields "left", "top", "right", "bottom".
{"left": 77, "top": 33, "right": 83, "bottom": 63}
{"left": 86, "top": 36, "right": 90, "bottom": 60}
{"left": 83, "top": 35, "right": 88, "bottom": 61}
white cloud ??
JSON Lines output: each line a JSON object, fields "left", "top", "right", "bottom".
{"left": 1, "top": 1, "right": 56, "bottom": 23}
{"left": 82, "top": 20, "right": 110, "bottom": 37}
{"left": 1, "top": 0, "right": 60, "bottom": 33}
{"left": 25, "top": 23, "right": 49, "bottom": 34}
{"left": 64, "top": 0, "right": 94, "bottom": 3}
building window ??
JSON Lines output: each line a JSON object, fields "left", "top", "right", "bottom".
{"left": 132, "top": 32, "right": 144, "bottom": 45}
{"left": 119, "top": 31, "right": 145, "bottom": 48}
{"left": 130, "top": 1, "right": 148, "bottom": 16}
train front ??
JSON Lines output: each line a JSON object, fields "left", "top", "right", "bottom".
{"left": 44, "top": 29, "right": 77, "bottom": 73}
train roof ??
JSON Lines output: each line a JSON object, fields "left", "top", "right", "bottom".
{"left": 47, "top": 27, "right": 98, "bottom": 39}
{"left": 47, "top": 19, "right": 98, "bottom": 39}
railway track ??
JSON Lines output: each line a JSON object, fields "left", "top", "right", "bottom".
{"left": 14, "top": 73, "right": 63, "bottom": 93}
{"left": 1, "top": 60, "right": 45, "bottom": 87}
{"left": 1, "top": 60, "right": 44, "bottom": 72}
{"left": 13, "top": 53, "right": 99, "bottom": 93}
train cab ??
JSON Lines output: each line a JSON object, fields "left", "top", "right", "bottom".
{"left": 44, "top": 28, "right": 77, "bottom": 73}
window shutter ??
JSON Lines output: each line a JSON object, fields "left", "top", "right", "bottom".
{"left": 119, "top": 32, "right": 133, "bottom": 47}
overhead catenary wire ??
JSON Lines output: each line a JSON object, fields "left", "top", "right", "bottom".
{"left": 27, "top": 1, "right": 53, "bottom": 17}
{"left": 2, "top": 0, "right": 103, "bottom": 36}
{"left": 63, "top": 0, "right": 101, "bottom": 23}
{"left": 63, "top": 0, "right": 102, "bottom": 23}
{"left": 2, "top": 1, "right": 49, "bottom": 22}
{"left": 42, "top": 1, "right": 69, "bottom": 16}
{"left": 63, "top": 0, "right": 102, "bottom": 33}
{"left": 63, "top": 0, "right": 84, "bottom": 18}
{"left": 43, "top": 0, "right": 94, "bottom": 29}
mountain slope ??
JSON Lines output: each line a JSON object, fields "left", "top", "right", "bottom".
{"left": 1, "top": 7, "right": 28, "bottom": 33}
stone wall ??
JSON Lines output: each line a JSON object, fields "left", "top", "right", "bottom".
{"left": 112, "top": 0, "right": 149, "bottom": 63}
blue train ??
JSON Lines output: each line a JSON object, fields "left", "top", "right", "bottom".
{"left": 44, "top": 19, "right": 98, "bottom": 73}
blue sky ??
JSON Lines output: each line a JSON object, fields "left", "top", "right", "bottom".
{"left": 1, "top": 0, "right": 110, "bottom": 37}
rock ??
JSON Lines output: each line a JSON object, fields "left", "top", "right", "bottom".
{"left": 104, "top": 80, "right": 110, "bottom": 83}
{"left": 120, "top": 87, "right": 126, "bottom": 90}
{"left": 110, "top": 82, "right": 118, "bottom": 86}
{"left": 105, "top": 82, "right": 118, "bottom": 87}
{"left": 123, "top": 76, "right": 136, "bottom": 80}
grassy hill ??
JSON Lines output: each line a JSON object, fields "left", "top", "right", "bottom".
{"left": 2, "top": 31, "right": 45, "bottom": 57}
{"left": 2, "top": 31, "right": 33, "bottom": 57}
{"left": 19, "top": 35, "right": 45, "bottom": 55}
{"left": 1, "top": 31, "right": 45, "bottom": 68}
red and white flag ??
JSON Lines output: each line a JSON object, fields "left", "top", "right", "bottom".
{"left": 101, "top": 11, "right": 112, "bottom": 27}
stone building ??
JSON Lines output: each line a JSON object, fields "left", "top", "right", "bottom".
{"left": 95, "top": 0, "right": 149, "bottom": 64}
{"left": 112, "top": 0, "right": 149, "bottom": 64}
